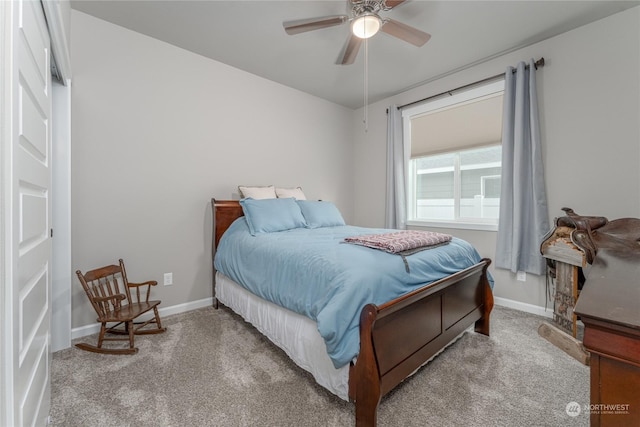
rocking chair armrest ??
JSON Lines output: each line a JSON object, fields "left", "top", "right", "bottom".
{"left": 127, "top": 280, "right": 158, "bottom": 288}
{"left": 93, "top": 293, "right": 126, "bottom": 303}
{"left": 127, "top": 280, "right": 157, "bottom": 303}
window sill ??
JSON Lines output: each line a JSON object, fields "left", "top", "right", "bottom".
{"left": 406, "top": 220, "right": 498, "bottom": 232}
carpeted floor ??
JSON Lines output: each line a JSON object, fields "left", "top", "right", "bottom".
{"left": 50, "top": 305, "right": 590, "bottom": 426}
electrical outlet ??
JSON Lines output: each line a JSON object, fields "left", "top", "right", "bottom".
{"left": 163, "top": 272, "right": 173, "bottom": 286}
{"left": 516, "top": 270, "right": 526, "bottom": 282}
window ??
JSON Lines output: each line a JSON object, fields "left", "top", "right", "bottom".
{"left": 411, "top": 145, "right": 501, "bottom": 222}
{"left": 403, "top": 80, "right": 504, "bottom": 230}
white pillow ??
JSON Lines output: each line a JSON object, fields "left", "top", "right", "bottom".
{"left": 238, "top": 185, "right": 277, "bottom": 199}
{"left": 275, "top": 186, "right": 307, "bottom": 200}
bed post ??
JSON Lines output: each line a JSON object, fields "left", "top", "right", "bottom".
{"left": 211, "top": 198, "right": 219, "bottom": 309}
{"left": 211, "top": 199, "right": 245, "bottom": 309}
{"left": 474, "top": 258, "right": 493, "bottom": 336}
{"left": 355, "top": 304, "right": 381, "bottom": 427}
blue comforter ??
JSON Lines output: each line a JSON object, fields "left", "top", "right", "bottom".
{"left": 214, "top": 218, "right": 488, "bottom": 368}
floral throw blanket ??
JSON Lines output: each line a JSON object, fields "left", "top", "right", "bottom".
{"left": 344, "top": 229, "right": 452, "bottom": 253}
{"left": 344, "top": 230, "right": 453, "bottom": 273}
{"left": 344, "top": 230, "right": 452, "bottom": 253}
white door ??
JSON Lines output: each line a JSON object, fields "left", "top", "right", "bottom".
{"left": 3, "top": 1, "right": 53, "bottom": 425}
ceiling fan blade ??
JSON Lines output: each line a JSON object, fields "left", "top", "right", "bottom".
{"left": 337, "top": 34, "right": 362, "bottom": 65}
{"left": 380, "top": 18, "right": 431, "bottom": 46}
{"left": 383, "top": 0, "right": 407, "bottom": 9}
{"left": 283, "top": 15, "right": 349, "bottom": 35}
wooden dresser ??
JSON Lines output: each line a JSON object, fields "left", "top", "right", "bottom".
{"left": 574, "top": 249, "right": 640, "bottom": 427}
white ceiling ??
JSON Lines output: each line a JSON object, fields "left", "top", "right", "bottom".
{"left": 70, "top": 1, "right": 639, "bottom": 109}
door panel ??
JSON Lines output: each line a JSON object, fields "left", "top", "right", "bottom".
{"left": 19, "top": 190, "right": 48, "bottom": 250}
{"left": 19, "top": 86, "right": 48, "bottom": 163}
{"left": 20, "top": 264, "right": 48, "bottom": 357}
{"left": 13, "top": 1, "right": 52, "bottom": 426}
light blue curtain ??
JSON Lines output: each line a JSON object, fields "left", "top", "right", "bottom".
{"left": 385, "top": 105, "right": 407, "bottom": 229}
{"left": 495, "top": 60, "right": 550, "bottom": 275}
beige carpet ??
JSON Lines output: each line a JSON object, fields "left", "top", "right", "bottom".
{"left": 50, "top": 305, "right": 589, "bottom": 426}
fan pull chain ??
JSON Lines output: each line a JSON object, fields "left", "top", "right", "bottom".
{"left": 363, "top": 37, "right": 369, "bottom": 132}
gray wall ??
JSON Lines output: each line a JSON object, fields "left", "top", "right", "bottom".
{"left": 70, "top": 11, "right": 354, "bottom": 328}
{"left": 70, "top": 7, "right": 639, "bottom": 328}
{"left": 351, "top": 7, "right": 640, "bottom": 310}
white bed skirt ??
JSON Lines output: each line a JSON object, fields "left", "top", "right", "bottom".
{"left": 215, "top": 271, "right": 471, "bottom": 403}
{"left": 215, "top": 271, "right": 351, "bottom": 401}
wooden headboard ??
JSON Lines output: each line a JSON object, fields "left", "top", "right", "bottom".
{"left": 211, "top": 199, "right": 244, "bottom": 250}
{"left": 210, "top": 199, "right": 243, "bottom": 307}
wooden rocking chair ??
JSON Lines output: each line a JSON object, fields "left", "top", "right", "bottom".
{"left": 75, "top": 259, "right": 166, "bottom": 354}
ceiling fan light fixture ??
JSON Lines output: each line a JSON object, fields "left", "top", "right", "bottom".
{"left": 351, "top": 14, "right": 381, "bottom": 39}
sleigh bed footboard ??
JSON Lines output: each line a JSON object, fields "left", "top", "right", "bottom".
{"left": 351, "top": 259, "right": 493, "bottom": 427}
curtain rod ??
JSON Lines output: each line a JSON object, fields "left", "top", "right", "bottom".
{"left": 396, "top": 57, "right": 545, "bottom": 111}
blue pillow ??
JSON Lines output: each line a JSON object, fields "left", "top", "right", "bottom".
{"left": 240, "top": 198, "right": 307, "bottom": 236}
{"left": 296, "top": 200, "right": 346, "bottom": 229}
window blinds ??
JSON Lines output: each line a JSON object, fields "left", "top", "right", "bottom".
{"left": 410, "top": 93, "right": 504, "bottom": 158}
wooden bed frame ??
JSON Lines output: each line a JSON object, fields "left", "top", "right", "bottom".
{"left": 211, "top": 199, "right": 494, "bottom": 426}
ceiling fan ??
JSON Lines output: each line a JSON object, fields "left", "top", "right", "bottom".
{"left": 283, "top": 0, "right": 431, "bottom": 65}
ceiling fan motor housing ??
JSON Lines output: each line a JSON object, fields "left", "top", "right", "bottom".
{"left": 351, "top": 1, "right": 384, "bottom": 17}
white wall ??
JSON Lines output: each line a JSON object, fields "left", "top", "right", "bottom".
{"left": 70, "top": 11, "right": 354, "bottom": 328}
{"left": 352, "top": 7, "right": 640, "bottom": 309}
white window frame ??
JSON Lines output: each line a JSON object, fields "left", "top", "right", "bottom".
{"left": 402, "top": 80, "right": 505, "bottom": 231}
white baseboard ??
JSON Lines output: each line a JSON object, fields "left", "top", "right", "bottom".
{"left": 69, "top": 295, "right": 550, "bottom": 341}
{"left": 70, "top": 297, "right": 214, "bottom": 340}
{"left": 494, "top": 296, "right": 553, "bottom": 319}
